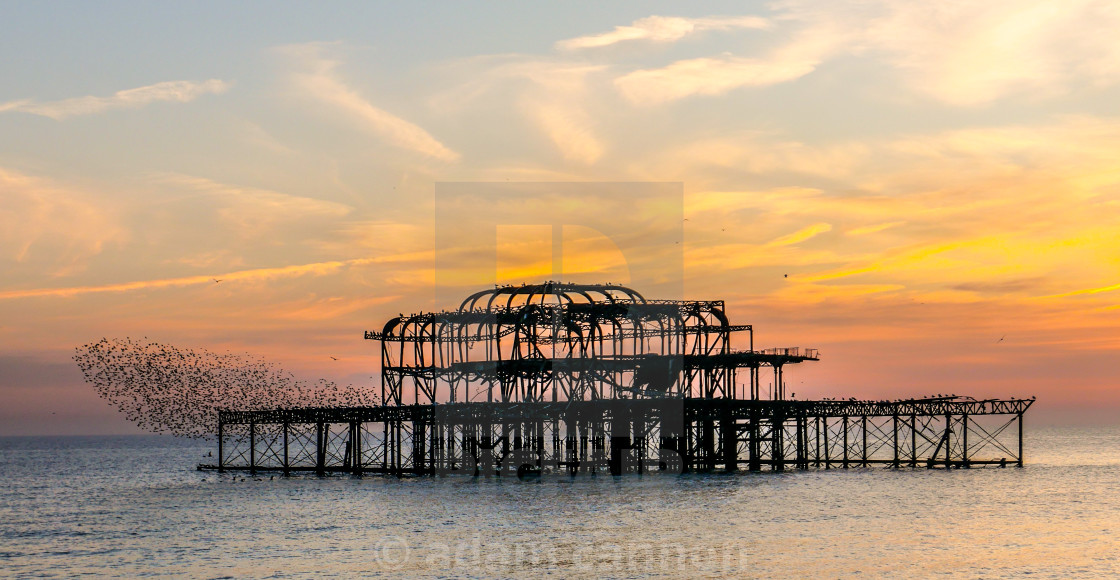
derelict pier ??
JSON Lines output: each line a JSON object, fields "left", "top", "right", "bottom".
{"left": 201, "top": 282, "right": 1032, "bottom": 475}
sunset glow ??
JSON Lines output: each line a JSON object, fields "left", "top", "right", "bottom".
{"left": 2, "top": 1, "right": 1119, "bottom": 434}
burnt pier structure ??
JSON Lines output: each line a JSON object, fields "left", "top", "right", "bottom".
{"left": 203, "top": 283, "right": 1032, "bottom": 475}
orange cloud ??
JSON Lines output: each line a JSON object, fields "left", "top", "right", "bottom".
{"left": 0, "top": 257, "right": 381, "bottom": 301}
{"left": 0, "top": 168, "right": 127, "bottom": 276}
{"left": 766, "top": 223, "right": 833, "bottom": 247}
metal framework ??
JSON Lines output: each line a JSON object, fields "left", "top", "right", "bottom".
{"left": 202, "top": 283, "right": 1033, "bottom": 475}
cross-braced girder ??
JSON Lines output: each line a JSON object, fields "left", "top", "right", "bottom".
{"left": 367, "top": 282, "right": 816, "bottom": 406}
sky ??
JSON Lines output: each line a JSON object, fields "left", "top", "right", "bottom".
{"left": 2, "top": 1, "right": 1119, "bottom": 435}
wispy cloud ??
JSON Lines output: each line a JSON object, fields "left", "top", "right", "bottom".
{"left": 616, "top": 55, "right": 818, "bottom": 105}
{"left": 650, "top": 134, "right": 867, "bottom": 180}
{"left": 953, "top": 277, "right": 1047, "bottom": 294}
{"left": 281, "top": 44, "right": 459, "bottom": 162}
{"left": 152, "top": 173, "right": 352, "bottom": 237}
{"left": 598, "top": 1, "right": 1120, "bottom": 106}
{"left": 765, "top": 223, "right": 833, "bottom": 247}
{"left": 675, "top": 115, "right": 1120, "bottom": 310}
{"left": 0, "top": 80, "right": 229, "bottom": 120}
{"left": 431, "top": 58, "right": 607, "bottom": 163}
{"left": 859, "top": 0, "right": 1120, "bottom": 105}
{"left": 238, "top": 120, "right": 298, "bottom": 156}
{"left": 557, "top": 15, "right": 770, "bottom": 50}
{"left": 0, "top": 168, "right": 126, "bottom": 275}
{"left": 0, "top": 257, "right": 382, "bottom": 301}
{"left": 780, "top": 0, "right": 1120, "bottom": 106}
{"left": 1047, "top": 281, "right": 1120, "bottom": 298}
{"left": 512, "top": 63, "right": 607, "bottom": 163}
{"left": 522, "top": 98, "right": 605, "bottom": 163}
{"left": 269, "top": 294, "right": 402, "bottom": 321}
{"left": 611, "top": 21, "right": 845, "bottom": 105}
{"left": 847, "top": 221, "right": 905, "bottom": 236}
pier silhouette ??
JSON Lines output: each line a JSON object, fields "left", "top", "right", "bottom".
{"left": 189, "top": 282, "right": 1032, "bottom": 476}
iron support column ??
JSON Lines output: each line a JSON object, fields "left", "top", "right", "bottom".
{"left": 283, "top": 421, "right": 289, "bottom": 475}
{"left": 217, "top": 418, "right": 224, "bottom": 472}
{"left": 861, "top": 415, "right": 868, "bottom": 467}
{"left": 722, "top": 402, "right": 737, "bottom": 472}
{"left": 892, "top": 413, "right": 899, "bottom": 468}
{"left": 316, "top": 421, "right": 325, "bottom": 476}
{"left": 773, "top": 414, "right": 785, "bottom": 472}
{"left": 1017, "top": 411, "right": 1024, "bottom": 467}
{"left": 910, "top": 414, "right": 917, "bottom": 467}
{"left": 823, "top": 416, "right": 829, "bottom": 469}
{"left": 962, "top": 414, "right": 969, "bottom": 468}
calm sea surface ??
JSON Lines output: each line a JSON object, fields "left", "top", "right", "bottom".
{"left": 1, "top": 426, "right": 1118, "bottom": 578}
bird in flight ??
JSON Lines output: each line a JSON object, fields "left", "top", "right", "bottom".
{"left": 330, "top": 356, "right": 338, "bottom": 361}
{"left": 996, "top": 335, "right": 1005, "bottom": 343}
{"left": 213, "top": 278, "right": 222, "bottom": 284}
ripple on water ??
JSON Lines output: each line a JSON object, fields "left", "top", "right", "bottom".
{"left": 0, "top": 430, "right": 1118, "bottom": 578}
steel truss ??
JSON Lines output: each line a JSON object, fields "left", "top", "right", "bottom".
{"left": 365, "top": 282, "right": 817, "bottom": 405}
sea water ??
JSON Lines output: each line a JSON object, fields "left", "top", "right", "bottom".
{"left": 1, "top": 426, "right": 1118, "bottom": 578}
